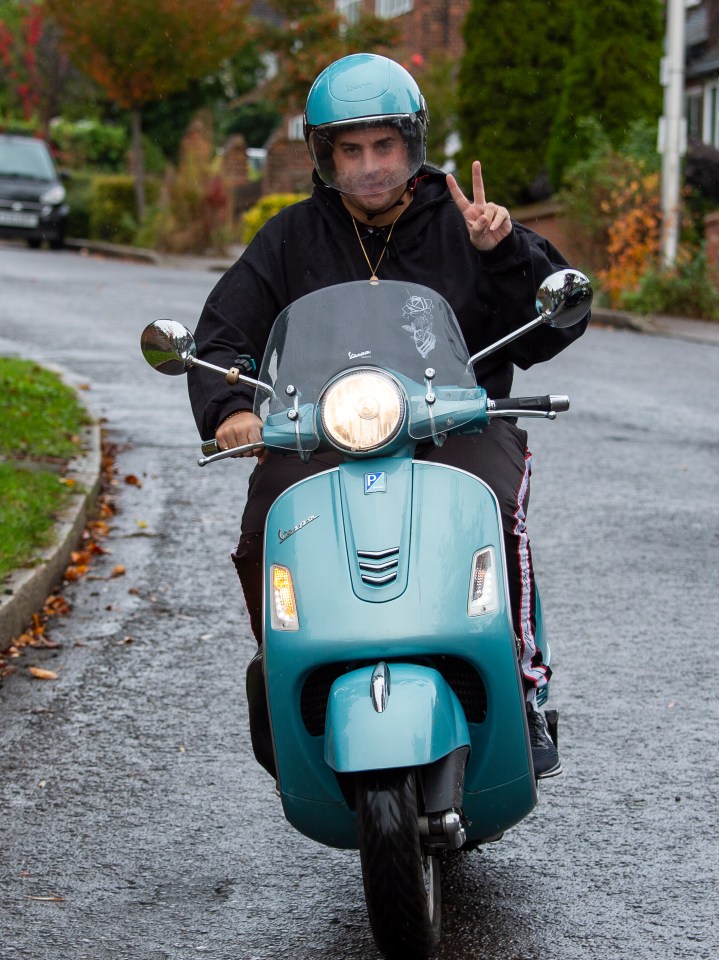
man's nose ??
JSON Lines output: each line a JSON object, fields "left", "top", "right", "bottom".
{"left": 359, "top": 149, "right": 380, "bottom": 171}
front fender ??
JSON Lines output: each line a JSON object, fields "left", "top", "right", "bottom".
{"left": 324, "top": 663, "right": 470, "bottom": 773}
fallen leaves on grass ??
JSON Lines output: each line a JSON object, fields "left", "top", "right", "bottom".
{"left": 1, "top": 439, "right": 120, "bottom": 679}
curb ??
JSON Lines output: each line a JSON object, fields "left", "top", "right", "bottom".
{"left": 64, "top": 237, "right": 238, "bottom": 272}
{"left": 0, "top": 387, "right": 102, "bottom": 649}
{"left": 590, "top": 306, "right": 656, "bottom": 334}
{"left": 65, "top": 237, "right": 162, "bottom": 265}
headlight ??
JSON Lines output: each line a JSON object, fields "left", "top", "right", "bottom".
{"left": 320, "top": 369, "right": 405, "bottom": 452}
{"left": 467, "top": 547, "right": 499, "bottom": 617}
{"left": 40, "top": 184, "right": 66, "bottom": 205}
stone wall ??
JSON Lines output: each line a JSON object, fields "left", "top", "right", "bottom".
{"left": 705, "top": 211, "right": 719, "bottom": 264}
{"left": 263, "top": 137, "right": 314, "bottom": 195}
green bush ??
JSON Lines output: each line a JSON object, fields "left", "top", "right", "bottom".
{"left": 51, "top": 118, "right": 129, "bottom": 171}
{"left": 241, "top": 193, "right": 308, "bottom": 245}
{"left": 558, "top": 118, "right": 660, "bottom": 273}
{"left": 622, "top": 250, "right": 719, "bottom": 321}
{"left": 64, "top": 170, "right": 94, "bottom": 239}
{"left": 89, "top": 175, "right": 160, "bottom": 244}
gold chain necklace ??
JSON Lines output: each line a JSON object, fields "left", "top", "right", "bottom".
{"left": 351, "top": 203, "right": 407, "bottom": 285}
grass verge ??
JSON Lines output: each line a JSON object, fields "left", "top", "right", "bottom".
{"left": 0, "top": 358, "right": 90, "bottom": 582}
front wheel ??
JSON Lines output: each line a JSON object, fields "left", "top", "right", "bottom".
{"left": 356, "top": 768, "right": 441, "bottom": 959}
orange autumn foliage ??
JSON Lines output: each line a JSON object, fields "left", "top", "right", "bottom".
{"left": 597, "top": 171, "right": 662, "bottom": 308}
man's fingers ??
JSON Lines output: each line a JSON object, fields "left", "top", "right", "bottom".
{"left": 483, "top": 203, "right": 509, "bottom": 231}
{"left": 216, "top": 411, "right": 264, "bottom": 457}
{"left": 446, "top": 173, "right": 470, "bottom": 213}
{"left": 471, "top": 160, "right": 486, "bottom": 207}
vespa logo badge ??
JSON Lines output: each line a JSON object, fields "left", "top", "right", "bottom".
{"left": 278, "top": 514, "right": 318, "bottom": 543}
{"left": 364, "top": 472, "right": 387, "bottom": 494}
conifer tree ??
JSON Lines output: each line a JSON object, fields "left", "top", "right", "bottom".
{"left": 456, "top": 0, "right": 572, "bottom": 206}
{"left": 546, "top": 0, "right": 663, "bottom": 189}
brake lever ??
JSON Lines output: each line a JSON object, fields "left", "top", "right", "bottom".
{"left": 198, "top": 441, "right": 266, "bottom": 467}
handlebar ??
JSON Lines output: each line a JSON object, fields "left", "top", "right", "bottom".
{"left": 198, "top": 394, "right": 570, "bottom": 465}
{"left": 487, "top": 395, "right": 569, "bottom": 419}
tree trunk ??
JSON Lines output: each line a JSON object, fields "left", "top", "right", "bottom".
{"left": 131, "top": 108, "right": 146, "bottom": 224}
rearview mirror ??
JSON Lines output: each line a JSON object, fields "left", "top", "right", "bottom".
{"left": 536, "top": 270, "right": 593, "bottom": 329}
{"left": 140, "top": 319, "right": 197, "bottom": 376}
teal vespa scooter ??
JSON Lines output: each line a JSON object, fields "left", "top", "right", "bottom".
{"left": 141, "top": 269, "right": 591, "bottom": 959}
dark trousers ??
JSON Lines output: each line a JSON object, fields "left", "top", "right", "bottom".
{"left": 232, "top": 419, "right": 550, "bottom": 697}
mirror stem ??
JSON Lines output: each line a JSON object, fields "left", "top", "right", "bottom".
{"left": 186, "top": 356, "right": 275, "bottom": 397}
{"left": 468, "top": 316, "right": 543, "bottom": 365}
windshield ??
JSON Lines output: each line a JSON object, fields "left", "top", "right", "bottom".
{"left": 0, "top": 138, "right": 57, "bottom": 181}
{"left": 255, "top": 280, "right": 477, "bottom": 450}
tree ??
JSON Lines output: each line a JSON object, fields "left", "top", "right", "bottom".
{"left": 0, "top": 1, "right": 104, "bottom": 134}
{"left": 456, "top": 0, "right": 572, "bottom": 206}
{"left": 0, "top": 0, "right": 43, "bottom": 121}
{"left": 44, "top": 0, "right": 252, "bottom": 220}
{"left": 546, "top": 0, "right": 663, "bottom": 189}
{"left": 259, "top": 0, "right": 400, "bottom": 111}
{"left": 409, "top": 51, "right": 459, "bottom": 170}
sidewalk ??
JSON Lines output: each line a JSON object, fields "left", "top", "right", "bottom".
{"left": 2, "top": 240, "right": 718, "bottom": 652}
{"left": 590, "top": 305, "right": 719, "bottom": 346}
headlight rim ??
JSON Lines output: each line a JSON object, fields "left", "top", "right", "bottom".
{"left": 319, "top": 366, "right": 407, "bottom": 454}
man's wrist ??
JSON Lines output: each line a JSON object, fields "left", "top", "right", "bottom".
{"left": 219, "top": 409, "right": 251, "bottom": 427}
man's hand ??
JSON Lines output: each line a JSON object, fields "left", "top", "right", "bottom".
{"left": 446, "top": 160, "right": 512, "bottom": 252}
{"left": 216, "top": 410, "right": 266, "bottom": 460}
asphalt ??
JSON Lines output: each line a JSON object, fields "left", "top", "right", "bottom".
{"left": 1, "top": 238, "right": 718, "bottom": 650}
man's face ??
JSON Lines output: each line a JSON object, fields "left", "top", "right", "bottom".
{"left": 332, "top": 125, "right": 410, "bottom": 212}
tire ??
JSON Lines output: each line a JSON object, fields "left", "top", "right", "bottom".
{"left": 356, "top": 768, "right": 441, "bottom": 959}
{"left": 26, "top": 238, "right": 41, "bottom": 249}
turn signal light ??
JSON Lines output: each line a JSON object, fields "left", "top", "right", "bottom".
{"left": 271, "top": 564, "right": 299, "bottom": 630}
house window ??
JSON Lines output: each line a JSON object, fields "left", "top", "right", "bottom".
{"left": 375, "top": 0, "right": 413, "bottom": 18}
{"left": 336, "top": 0, "right": 362, "bottom": 25}
{"left": 686, "top": 87, "right": 703, "bottom": 141}
{"left": 288, "top": 114, "right": 304, "bottom": 141}
{"left": 704, "top": 81, "right": 719, "bottom": 148}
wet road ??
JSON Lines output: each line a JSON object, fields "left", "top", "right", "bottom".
{"left": 1, "top": 244, "right": 717, "bottom": 960}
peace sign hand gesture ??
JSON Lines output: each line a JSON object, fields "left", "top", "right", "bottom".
{"left": 446, "top": 160, "right": 512, "bottom": 252}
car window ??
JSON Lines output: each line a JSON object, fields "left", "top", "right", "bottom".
{"left": 0, "top": 139, "right": 56, "bottom": 180}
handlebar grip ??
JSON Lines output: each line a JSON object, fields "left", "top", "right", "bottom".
{"left": 490, "top": 395, "right": 570, "bottom": 414}
{"left": 201, "top": 438, "right": 220, "bottom": 456}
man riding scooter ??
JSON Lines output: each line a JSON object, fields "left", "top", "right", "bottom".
{"left": 188, "top": 53, "right": 590, "bottom": 778}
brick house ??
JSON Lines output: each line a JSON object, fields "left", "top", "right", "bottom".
{"left": 262, "top": 0, "right": 469, "bottom": 194}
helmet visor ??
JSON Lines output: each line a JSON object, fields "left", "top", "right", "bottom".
{"left": 307, "top": 115, "right": 425, "bottom": 197}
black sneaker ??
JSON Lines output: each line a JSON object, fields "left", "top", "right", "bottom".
{"left": 526, "top": 704, "right": 562, "bottom": 779}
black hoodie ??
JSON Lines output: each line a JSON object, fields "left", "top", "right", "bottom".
{"left": 188, "top": 166, "right": 588, "bottom": 440}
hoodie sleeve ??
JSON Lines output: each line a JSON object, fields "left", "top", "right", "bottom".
{"left": 187, "top": 226, "right": 287, "bottom": 440}
{"left": 477, "top": 221, "right": 590, "bottom": 369}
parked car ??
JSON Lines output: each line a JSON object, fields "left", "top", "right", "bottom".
{"left": 0, "top": 134, "right": 69, "bottom": 249}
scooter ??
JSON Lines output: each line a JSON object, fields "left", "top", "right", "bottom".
{"left": 141, "top": 269, "right": 591, "bottom": 959}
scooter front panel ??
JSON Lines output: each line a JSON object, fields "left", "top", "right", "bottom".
{"left": 263, "top": 461, "right": 535, "bottom": 847}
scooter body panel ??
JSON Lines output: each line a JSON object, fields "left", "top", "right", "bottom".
{"left": 263, "top": 458, "right": 537, "bottom": 848}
